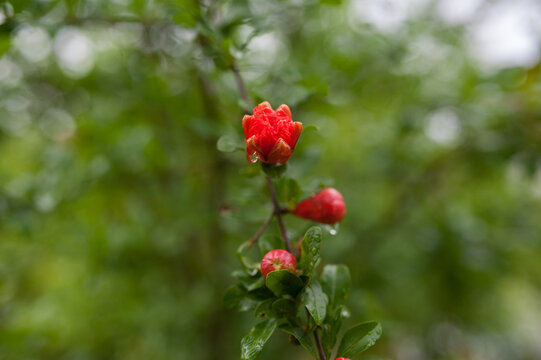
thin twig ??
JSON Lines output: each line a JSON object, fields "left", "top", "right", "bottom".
{"left": 313, "top": 328, "right": 327, "bottom": 360}
{"left": 248, "top": 211, "right": 274, "bottom": 247}
{"left": 232, "top": 62, "right": 253, "bottom": 113}
{"left": 275, "top": 211, "right": 293, "bottom": 253}
{"left": 266, "top": 177, "right": 293, "bottom": 253}
{"left": 305, "top": 308, "right": 327, "bottom": 360}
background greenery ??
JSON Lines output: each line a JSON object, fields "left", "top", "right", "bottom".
{"left": 1, "top": 0, "right": 541, "bottom": 359}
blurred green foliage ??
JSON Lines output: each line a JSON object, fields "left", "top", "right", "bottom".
{"left": 0, "top": 0, "right": 541, "bottom": 359}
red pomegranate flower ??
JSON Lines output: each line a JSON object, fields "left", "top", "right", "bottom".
{"left": 242, "top": 101, "right": 303, "bottom": 164}
{"left": 260, "top": 249, "right": 297, "bottom": 279}
{"left": 336, "top": 358, "right": 351, "bottom": 360}
{"left": 293, "top": 188, "right": 346, "bottom": 224}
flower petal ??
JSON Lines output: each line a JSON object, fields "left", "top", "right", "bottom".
{"left": 276, "top": 104, "right": 292, "bottom": 119}
{"left": 291, "top": 122, "right": 303, "bottom": 147}
{"left": 266, "top": 138, "right": 292, "bottom": 164}
{"left": 258, "top": 101, "right": 272, "bottom": 109}
{"left": 242, "top": 115, "right": 253, "bottom": 138}
{"left": 246, "top": 135, "right": 262, "bottom": 163}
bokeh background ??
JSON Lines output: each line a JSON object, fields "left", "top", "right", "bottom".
{"left": 1, "top": 0, "right": 541, "bottom": 359}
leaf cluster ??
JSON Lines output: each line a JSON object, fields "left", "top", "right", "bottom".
{"left": 225, "top": 226, "right": 381, "bottom": 359}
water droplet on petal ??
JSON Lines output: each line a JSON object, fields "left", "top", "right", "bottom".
{"left": 250, "top": 153, "right": 259, "bottom": 163}
{"left": 326, "top": 223, "right": 340, "bottom": 235}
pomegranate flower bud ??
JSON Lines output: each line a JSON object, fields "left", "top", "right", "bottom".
{"left": 336, "top": 358, "right": 351, "bottom": 360}
{"left": 260, "top": 249, "right": 297, "bottom": 279}
{"left": 242, "top": 101, "right": 303, "bottom": 164}
{"left": 293, "top": 188, "right": 346, "bottom": 224}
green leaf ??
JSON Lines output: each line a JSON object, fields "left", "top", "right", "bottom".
{"left": 321, "top": 264, "right": 351, "bottom": 308}
{"left": 321, "top": 305, "right": 349, "bottom": 352}
{"left": 261, "top": 163, "right": 287, "bottom": 179}
{"left": 245, "top": 277, "right": 265, "bottom": 292}
{"left": 321, "top": 0, "right": 342, "bottom": 5}
{"left": 279, "top": 322, "right": 317, "bottom": 358}
{"left": 240, "top": 319, "right": 278, "bottom": 360}
{"left": 299, "top": 76, "right": 328, "bottom": 97}
{"left": 265, "top": 270, "right": 303, "bottom": 297}
{"left": 172, "top": 8, "right": 197, "bottom": 27}
{"left": 321, "top": 323, "right": 337, "bottom": 357}
{"left": 300, "top": 227, "right": 322, "bottom": 278}
{"left": 232, "top": 271, "right": 265, "bottom": 292}
{"left": 248, "top": 286, "right": 275, "bottom": 301}
{"left": 254, "top": 299, "right": 276, "bottom": 319}
{"left": 271, "top": 298, "right": 297, "bottom": 319}
{"left": 217, "top": 38, "right": 235, "bottom": 69}
{"left": 300, "top": 280, "right": 328, "bottom": 325}
{"left": 303, "top": 124, "right": 320, "bottom": 132}
{"left": 300, "top": 275, "right": 311, "bottom": 287}
{"left": 217, "top": 133, "right": 244, "bottom": 152}
{"left": 0, "top": 36, "right": 10, "bottom": 57}
{"left": 223, "top": 285, "right": 259, "bottom": 312}
{"left": 1, "top": 2, "right": 13, "bottom": 18}
{"left": 254, "top": 298, "right": 297, "bottom": 319}
{"left": 236, "top": 241, "right": 260, "bottom": 274}
{"left": 337, "top": 321, "right": 382, "bottom": 358}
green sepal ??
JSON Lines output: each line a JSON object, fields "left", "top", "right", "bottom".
{"left": 262, "top": 163, "right": 287, "bottom": 179}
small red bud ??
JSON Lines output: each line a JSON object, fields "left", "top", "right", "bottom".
{"left": 243, "top": 101, "right": 303, "bottom": 164}
{"left": 336, "top": 358, "right": 351, "bottom": 360}
{"left": 260, "top": 249, "right": 297, "bottom": 279}
{"left": 293, "top": 188, "right": 346, "bottom": 224}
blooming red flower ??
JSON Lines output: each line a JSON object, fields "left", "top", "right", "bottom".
{"left": 293, "top": 188, "right": 346, "bottom": 224}
{"left": 260, "top": 249, "right": 297, "bottom": 279}
{"left": 242, "top": 101, "right": 303, "bottom": 164}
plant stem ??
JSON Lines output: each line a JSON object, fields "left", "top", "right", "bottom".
{"left": 305, "top": 308, "right": 326, "bottom": 360}
{"left": 267, "top": 175, "right": 326, "bottom": 360}
{"left": 232, "top": 62, "right": 253, "bottom": 113}
{"left": 266, "top": 177, "right": 293, "bottom": 253}
{"left": 231, "top": 37, "right": 320, "bottom": 360}
{"left": 313, "top": 328, "right": 327, "bottom": 360}
{"left": 248, "top": 211, "right": 274, "bottom": 246}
